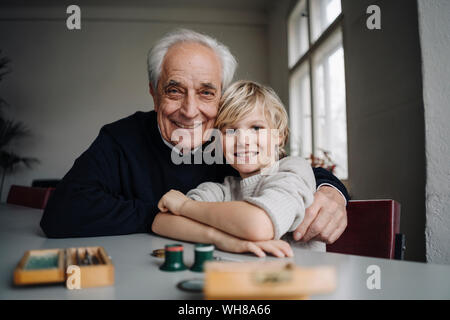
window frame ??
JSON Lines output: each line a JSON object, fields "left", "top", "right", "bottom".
{"left": 288, "top": 0, "right": 347, "bottom": 178}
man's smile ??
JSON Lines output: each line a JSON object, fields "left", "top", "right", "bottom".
{"left": 172, "top": 121, "right": 203, "bottom": 129}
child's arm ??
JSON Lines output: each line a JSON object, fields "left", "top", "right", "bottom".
{"left": 151, "top": 212, "right": 293, "bottom": 257}
{"left": 182, "top": 200, "right": 274, "bottom": 241}
{"left": 158, "top": 190, "right": 274, "bottom": 241}
{"left": 159, "top": 157, "right": 316, "bottom": 243}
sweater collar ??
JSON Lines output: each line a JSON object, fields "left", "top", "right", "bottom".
{"left": 239, "top": 161, "right": 280, "bottom": 188}
{"left": 240, "top": 172, "right": 263, "bottom": 188}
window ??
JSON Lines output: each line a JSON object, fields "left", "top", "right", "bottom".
{"left": 288, "top": 0, "right": 348, "bottom": 179}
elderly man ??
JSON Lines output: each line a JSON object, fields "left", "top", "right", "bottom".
{"left": 40, "top": 29, "right": 349, "bottom": 246}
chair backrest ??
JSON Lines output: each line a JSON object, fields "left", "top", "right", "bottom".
{"left": 6, "top": 185, "right": 54, "bottom": 210}
{"left": 326, "top": 200, "right": 401, "bottom": 259}
{"left": 31, "top": 179, "right": 61, "bottom": 188}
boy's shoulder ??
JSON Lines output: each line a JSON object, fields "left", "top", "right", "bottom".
{"left": 196, "top": 175, "right": 239, "bottom": 190}
{"left": 277, "top": 155, "right": 312, "bottom": 172}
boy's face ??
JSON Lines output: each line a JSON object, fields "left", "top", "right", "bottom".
{"left": 222, "top": 105, "right": 281, "bottom": 178}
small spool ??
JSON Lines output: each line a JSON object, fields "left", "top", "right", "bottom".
{"left": 151, "top": 249, "right": 165, "bottom": 258}
{"left": 160, "top": 244, "right": 187, "bottom": 272}
{"left": 190, "top": 244, "right": 214, "bottom": 273}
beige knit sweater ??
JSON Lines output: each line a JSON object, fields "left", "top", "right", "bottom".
{"left": 186, "top": 156, "right": 326, "bottom": 252}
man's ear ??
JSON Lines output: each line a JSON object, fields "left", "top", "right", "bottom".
{"left": 149, "top": 83, "right": 159, "bottom": 112}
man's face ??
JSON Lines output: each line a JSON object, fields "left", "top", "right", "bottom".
{"left": 151, "top": 42, "right": 222, "bottom": 150}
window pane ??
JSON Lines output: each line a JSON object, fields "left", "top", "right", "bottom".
{"left": 288, "top": 0, "right": 309, "bottom": 67}
{"left": 289, "top": 63, "right": 312, "bottom": 158}
{"left": 312, "top": 28, "right": 348, "bottom": 179}
{"left": 310, "top": 0, "right": 341, "bottom": 42}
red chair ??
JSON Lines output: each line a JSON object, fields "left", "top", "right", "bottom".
{"left": 6, "top": 185, "right": 55, "bottom": 210}
{"left": 326, "top": 200, "right": 406, "bottom": 260}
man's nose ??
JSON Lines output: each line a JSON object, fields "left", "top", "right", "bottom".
{"left": 180, "top": 92, "right": 200, "bottom": 119}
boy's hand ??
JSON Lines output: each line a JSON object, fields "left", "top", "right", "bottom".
{"left": 253, "top": 240, "right": 294, "bottom": 258}
{"left": 214, "top": 234, "right": 293, "bottom": 258}
{"left": 157, "top": 190, "right": 191, "bottom": 215}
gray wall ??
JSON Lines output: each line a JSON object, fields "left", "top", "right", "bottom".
{"left": 0, "top": 3, "right": 270, "bottom": 201}
{"left": 341, "top": 0, "right": 426, "bottom": 262}
{"left": 417, "top": 0, "right": 450, "bottom": 265}
{"left": 267, "top": 0, "right": 290, "bottom": 112}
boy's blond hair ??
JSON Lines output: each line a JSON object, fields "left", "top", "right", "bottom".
{"left": 215, "top": 80, "right": 290, "bottom": 158}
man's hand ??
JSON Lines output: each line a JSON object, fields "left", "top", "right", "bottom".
{"left": 157, "top": 189, "right": 191, "bottom": 215}
{"left": 294, "top": 186, "right": 347, "bottom": 244}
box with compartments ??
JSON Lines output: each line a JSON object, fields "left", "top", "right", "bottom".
{"left": 203, "top": 260, "right": 336, "bottom": 300}
{"left": 13, "top": 246, "right": 114, "bottom": 288}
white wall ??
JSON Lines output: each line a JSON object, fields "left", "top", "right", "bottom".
{"left": 0, "top": 4, "right": 270, "bottom": 200}
{"left": 417, "top": 0, "right": 450, "bottom": 265}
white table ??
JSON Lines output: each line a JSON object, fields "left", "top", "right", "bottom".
{"left": 0, "top": 204, "right": 449, "bottom": 299}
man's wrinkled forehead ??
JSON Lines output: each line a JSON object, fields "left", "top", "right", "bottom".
{"left": 160, "top": 42, "right": 222, "bottom": 87}
{"left": 162, "top": 79, "right": 219, "bottom": 92}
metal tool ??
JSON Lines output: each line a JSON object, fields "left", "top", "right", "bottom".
{"left": 76, "top": 249, "right": 81, "bottom": 266}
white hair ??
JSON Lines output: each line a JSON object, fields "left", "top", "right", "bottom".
{"left": 147, "top": 28, "right": 238, "bottom": 92}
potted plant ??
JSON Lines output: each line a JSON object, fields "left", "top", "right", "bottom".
{"left": 307, "top": 149, "right": 337, "bottom": 174}
{"left": 0, "top": 51, "right": 39, "bottom": 199}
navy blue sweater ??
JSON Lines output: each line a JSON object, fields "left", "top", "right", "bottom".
{"left": 40, "top": 111, "right": 349, "bottom": 238}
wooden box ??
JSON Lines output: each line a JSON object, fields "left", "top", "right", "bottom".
{"left": 14, "top": 246, "right": 114, "bottom": 289}
{"left": 204, "top": 261, "right": 336, "bottom": 300}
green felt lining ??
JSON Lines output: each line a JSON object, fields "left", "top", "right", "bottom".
{"left": 24, "top": 254, "right": 59, "bottom": 270}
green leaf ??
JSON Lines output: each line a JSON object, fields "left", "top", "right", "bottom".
{"left": 0, "top": 150, "right": 39, "bottom": 171}
{"left": 0, "top": 119, "right": 31, "bottom": 148}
